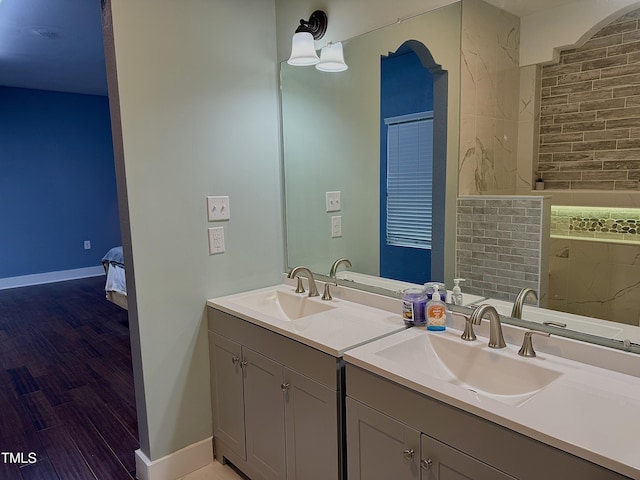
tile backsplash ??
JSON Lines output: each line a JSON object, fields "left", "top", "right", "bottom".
{"left": 456, "top": 196, "right": 549, "bottom": 303}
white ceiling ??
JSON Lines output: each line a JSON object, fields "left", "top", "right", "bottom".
{"left": 0, "top": 0, "right": 578, "bottom": 97}
{"left": 484, "top": 0, "right": 578, "bottom": 18}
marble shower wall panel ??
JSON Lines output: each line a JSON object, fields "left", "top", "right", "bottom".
{"left": 517, "top": 66, "right": 541, "bottom": 193}
{"left": 459, "top": 0, "right": 520, "bottom": 196}
{"left": 549, "top": 237, "right": 640, "bottom": 325}
{"left": 456, "top": 196, "right": 549, "bottom": 303}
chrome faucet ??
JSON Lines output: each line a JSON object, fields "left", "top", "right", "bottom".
{"left": 469, "top": 304, "right": 506, "bottom": 349}
{"left": 322, "top": 258, "right": 352, "bottom": 301}
{"left": 511, "top": 288, "right": 538, "bottom": 319}
{"left": 287, "top": 266, "right": 319, "bottom": 297}
{"left": 329, "top": 258, "right": 352, "bottom": 278}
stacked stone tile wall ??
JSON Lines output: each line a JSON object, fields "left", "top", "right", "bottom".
{"left": 551, "top": 206, "right": 640, "bottom": 242}
{"left": 456, "top": 196, "right": 548, "bottom": 302}
{"left": 538, "top": 9, "right": 640, "bottom": 190}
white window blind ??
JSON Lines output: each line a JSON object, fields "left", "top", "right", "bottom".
{"left": 385, "top": 111, "right": 433, "bottom": 250}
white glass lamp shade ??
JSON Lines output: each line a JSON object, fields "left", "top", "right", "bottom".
{"left": 287, "top": 32, "right": 320, "bottom": 66}
{"left": 316, "top": 42, "right": 348, "bottom": 72}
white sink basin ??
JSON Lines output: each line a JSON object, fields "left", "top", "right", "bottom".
{"left": 375, "top": 332, "right": 562, "bottom": 406}
{"left": 208, "top": 284, "right": 407, "bottom": 357}
{"left": 228, "top": 288, "right": 336, "bottom": 321}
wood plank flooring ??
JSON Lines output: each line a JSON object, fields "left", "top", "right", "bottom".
{"left": 0, "top": 276, "right": 138, "bottom": 479}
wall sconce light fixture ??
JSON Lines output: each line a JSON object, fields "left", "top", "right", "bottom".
{"left": 287, "top": 10, "right": 328, "bottom": 66}
{"left": 316, "top": 42, "right": 348, "bottom": 72}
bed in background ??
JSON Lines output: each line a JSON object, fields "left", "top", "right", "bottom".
{"left": 102, "top": 246, "right": 127, "bottom": 310}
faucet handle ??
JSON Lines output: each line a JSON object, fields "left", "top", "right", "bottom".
{"left": 460, "top": 315, "right": 476, "bottom": 342}
{"left": 321, "top": 283, "right": 333, "bottom": 301}
{"left": 294, "top": 277, "right": 306, "bottom": 294}
{"left": 518, "top": 330, "right": 551, "bottom": 357}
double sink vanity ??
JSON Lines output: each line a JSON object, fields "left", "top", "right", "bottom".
{"left": 206, "top": 275, "right": 640, "bottom": 480}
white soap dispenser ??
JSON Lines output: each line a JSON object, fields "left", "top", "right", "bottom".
{"left": 452, "top": 278, "right": 465, "bottom": 305}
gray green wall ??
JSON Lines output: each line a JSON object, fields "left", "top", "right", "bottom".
{"left": 105, "top": 0, "right": 284, "bottom": 461}
{"left": 102, "top": 0, "right": 593, "bottom": 465}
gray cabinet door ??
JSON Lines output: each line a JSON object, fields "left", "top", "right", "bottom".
{"left": 244, "top": 347, "right": 287, "bottom": 480}
{"left": 421, "top": 434, "right": 517, "bottom": 480}
{"left": 210, "top": 333, "right": 246, "bottom": 461}
{"left": 284, "top": 368, "right": 339, "bottom": 480}
{"left": 346, "top": 397, "right": 421, "bottom": 480}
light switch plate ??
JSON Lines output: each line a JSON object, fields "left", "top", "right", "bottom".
{"left": 331, "top": 216, "right": 342, "bottom": 238}
{"left": 207, "top": 196, "right": 230, "bottom": 221}
{"left": 326, "top": 191, "right": 341, "bottom": 212}
{"left": 208, "top": 227, "right": 225, "bottom": 254}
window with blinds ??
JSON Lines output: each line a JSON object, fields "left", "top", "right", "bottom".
{"left": 384, "top": 111, "right": 433, "bottom": 250}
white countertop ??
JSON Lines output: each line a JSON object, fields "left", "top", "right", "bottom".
{"left": 206, "top": 283, "right": 407, "bottom": 357}
{"left": 207, "top": 281, "right": 640, "bottom": 477}
{"left": 344, "top": 323, "right": 640, "bottom": 478}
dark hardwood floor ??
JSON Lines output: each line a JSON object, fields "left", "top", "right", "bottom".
{"left": 0, "top": 276, "right": 138, "bottom": 480}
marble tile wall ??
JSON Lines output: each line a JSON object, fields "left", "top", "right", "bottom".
{"left": 458, "top": 0, "right": 520, "bottom": 195}
{"left": 538, "top": 8, "right": 640, "bottom": 190}
{"left": 456, "top": 196, "right": 549, "bottom": 303}
{"left": 517, "top": 66, "right": 541, "bottom": 193}
{"left": 549, "top": 237, "right": 640, "bottom": 325}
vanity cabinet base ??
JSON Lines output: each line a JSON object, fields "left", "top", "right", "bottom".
{"left": 346, "top": 364, "right": 630, "bottom": 480}
{"left": 208, "top": 308, "right": 343, "bottom": 480}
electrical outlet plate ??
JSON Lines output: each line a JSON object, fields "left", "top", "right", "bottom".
{"left": 326, "top": 191, "right": 341, "bottom": 212}
{"left": 83, "top": 240, "right": 91, "bottom": 250}
{"left": 331, "top": 216, "right": 342, "bottom": 238}
{"left": 207, "top": 196, "right": 230, "bottom": 221}
{"left": 208, "top": 227, "right": 225, "bottom": 254}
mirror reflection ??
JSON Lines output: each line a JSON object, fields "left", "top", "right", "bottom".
{"left": 281, "top": 2, "right": 460, "bottom": 284}
{"left": 280, "top": 1, "right": 640, "bottom": 353}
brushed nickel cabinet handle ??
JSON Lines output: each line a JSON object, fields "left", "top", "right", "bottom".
{"left": 402, "top": 448, "right": 415, "bottom": 460}
{"left": 240, "top": 361, "right": 247, "bottom": 369}
{"left": 281, "top": 383, "right": 290, "bottom": 391}
{"left": 421, "top": 458, "right": 433, "bottom": 471}
{"left": 231, "top": 356, "right": 240, "bottom": 364}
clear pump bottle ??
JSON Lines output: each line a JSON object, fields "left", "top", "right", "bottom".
{"left": 452, "top": 278, "right": 465, "bottom": 305}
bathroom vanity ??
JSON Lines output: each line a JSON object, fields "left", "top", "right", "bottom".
{"left": 206, "top": 283, "right": 405, "bottom": 480}
{"left": 208, "top": 308, "right": 340, "bottom": 480}
{"left": 207, "top": 282, "right": 640, "bottom": 480}
{"left": 344, "top": 326, "right": 636, "bottom": 480}
{"left": 344, "top": 366, "right": 629, "bottom": 480}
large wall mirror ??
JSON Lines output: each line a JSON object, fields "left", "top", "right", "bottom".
{"left": 281, "top": 3, "right": 460, "bottom": 286}
{"left": 280, "top": 1, "right": 640, "bottom": 355}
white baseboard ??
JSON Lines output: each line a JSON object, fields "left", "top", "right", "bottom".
{"left": 135, "top": 437, "right": 214, "bottom": 480}
{"left": 0, "top": 266, "right": 104, "bottom": 290}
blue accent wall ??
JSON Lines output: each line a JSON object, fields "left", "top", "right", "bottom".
{"left": 0, "top": 86, "right": 120, "bottom": 279}
{"left": 380, "top": 48, "right": 434, "bottom": 284}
